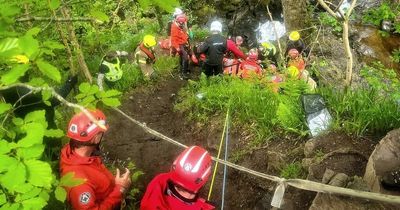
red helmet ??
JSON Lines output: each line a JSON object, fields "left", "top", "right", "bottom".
{"left": 175, "top": 14, "right": 187, "bottom": 24}
{"left": 288, "top": 49, "right": 300, "bottom": 59}
{"left": 170, "top": 146, "right": 212, "bottom": 193}
{"left": 67, "top": 109, "right": 108, "bottom": 142}
{"left": 248, "top": 49, "right": 258, "bottom": 60}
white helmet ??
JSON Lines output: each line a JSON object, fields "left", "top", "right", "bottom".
{"left": 210, "top": 21, "right": 222, "bottom": 33}
{"left": 173, "top": 8, "right": 183, "bottom": 17}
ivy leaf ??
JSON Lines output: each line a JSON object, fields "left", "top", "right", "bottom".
{"left": 43, "top": 40, "right": 64, "bottom": 50}
{"left": 78, "top": 82, "right": 91, "bottom": 93}
{"left": 36, "top": 59, "right": 61, "bottom": 83}
{"left": 49, "top": 0, "right": 61, "bottom": 10}
{"left": 55, "top": 186, "right": 67, "bottom": 202}
{"left": 101, "top": 98, "right": 121, "bottom": 107}
{"left": 60, "top": 172, "right": 85, "bottom": 187}
{"left": 22, "top": 197, "right": 47, "bottom": 210}
{"left": 17, "top": 144, "right": 45, "bottom": 159}
{"left": 18, "top": 35, "right": 39, "bottom": 58}
{"left": 90, "top": 10, "right": 109, "bottom": 22}
{"left": 25, "top": 159, "right": 53, "bottom": 188}
{"left": 0, "top": 155, "right": 18, "bottom": 173}
{"left": 1, "top": 64, "right": 30, "bottom": 85}
{"left": 0, "top": 140, "right": 11, "bottom": 154}
{"left": 0, "top": 161, "right": 26, "bottom": 191}
{"left": 44, "top": 129, "right": 64, "bottom": 138}
{"left": 17, "top": 123, "right": 45, "bottom": 148}
{"left": 0, "top": 103, "right": 12, "bottom": 115}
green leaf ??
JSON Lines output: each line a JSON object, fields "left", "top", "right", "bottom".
{"left": 36, "top": 59, "right": 61, "bottom": 83}
{"left": 17, "top": 123, "right": 45, "bottom": 148}
{"left": 90, "top": 10, "right": 109, "bottom": 22}
{"left": 49, "top": 0, "right": 61, "bottom": 10}
{"left": 12, "top": 117, "right": 24, "bottom": 126}
{"left": 17, "top": 144, "right": 45, "bottom": 159}
{"left": 88, "top": 85, "right": 99, "bottom": 95}
{"left": 1, "top": 64, "right": 30, "bottom": 85}
{"left": 41, "top": 90, "right": 52, "bottom": 102}
{"left": 96, "top": 89, "right": 121, "bottom": 98}
{"left": 0, "top": 155, "right": 18, "bottom": 173}
{"left": 24, "top": 110, "right": 47, "bottom": 128}
{"left": 44, "top": 129, "right": 64, "bottom": 138}
{"left": 25, "top": 160, "right": 53, "bottom": 188}
{"left": 22, "top": 197, "right": 47, "bottom": 210}
{"left": 78, "top": 82, "right": 91, "bottom": 93}
{"left": 15, "top": 186, "right": 40, "bottom": 202}
{"left": 26, "top": 27, "right": 41, "bottom": 37}
{"left": 102, "top": 98, "right": 121, "bottom": 107}
{"left": 0, "top": 203, "right": 21, "bottom": 210}
{"left": 0, "top": 140, "right": 11, "bottom": 154}
{"left": 79, "top": 95, "right": 96, "bottom": 107}
{"left": 18, "top": 35, "right": 39, "bottom": 58}
{"left": 0, "top": 4, "right": 21, "bottom": 17}
{"left": 14, "top": 183, "right": 34, "bottom": 194}
{"left": 0, "top": 192, "right": 6, "bottom": 206}
{"left": 43, "top": 40, "right": 64, "bottom": 50}
{"left": 137, "top": 0, "right": 151, "bottom": 9}
{"left": 55, "top": 186, "right": 67, "bottom": 202}
{"left": 0, "top": 38, "right": 19, "bottom": 56}
{"left": 0, "top": 161, "right": 26, "bottom": 191}
{"left": 28, "top": 77, "right": 46, "bottom": 86}
{"left": 0, "top": 103, "right": 12, "bottom": 115}
{"left": 60, "top": 172, "right": 85, "bottom": 187}
{"left": 39, "top": 190, "right": 50, "bottom": 202}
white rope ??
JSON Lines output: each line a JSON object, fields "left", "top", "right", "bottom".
{"left": 112, "top": 107, "right": 400, "bottom": 205}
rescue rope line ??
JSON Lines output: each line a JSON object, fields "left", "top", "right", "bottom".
{"left": 207, "top": 108, "right": 229, "bottom": 200}
{"left": 112, "top": 107, "right": 400, "bottom": 205}
{"left": 221, "top": 108, "right": 230, "bottom": 210}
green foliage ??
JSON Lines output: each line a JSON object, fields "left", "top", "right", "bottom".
{"left": 112, "top": 63, "right": 145, "bottom": 92}
{"left": 175, "top": 75, "right": 311, "bottom": 145}
{"left": 280, "top": 162, "right": 304, "bottom": 179}
{"left": 137, "top": 0, "right": 179, "bottom": 12}
{"left": 190, "top": 25, "right": 210, "bottom": 42}
{"left": 362, "top": 2, "right": 400, "bottom": 33}
{"left": 75, "top": 83, "right": 122, "bottom": 108}
{"left": 153, "top": 55, "right": 179, "bottom": 76}
{"left": 319, "top": 12, "right": 342, "bottom": 33}
{"left": 390, "top": 49, "right": 400, "bottom": 63}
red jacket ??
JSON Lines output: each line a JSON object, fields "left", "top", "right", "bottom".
{"left": 170, "top": 22, "right": 188, "bottom": 49}
{"left": 239, "top": 60, "right": 262, "bottom": 79}
{"left": 226, "top": 40, "right": 246, "bottom": 60}
{"left": 60, "top": 144, "right": 122, "bottom": 210}
{"left": 140, "top": 173, "right": 215, "bottom": 210}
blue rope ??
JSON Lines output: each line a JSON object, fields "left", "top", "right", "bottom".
{"left": 221, "top": 111, "right": 230, "bottom": 210}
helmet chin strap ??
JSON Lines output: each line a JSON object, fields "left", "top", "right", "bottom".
{"left": 167, "top": 180, "right": 198, "bottom": 203}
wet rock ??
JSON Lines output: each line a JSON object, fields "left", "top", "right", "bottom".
{"left": 363, "top": 128, "right": 400, "bottom": 195}
{"left": 321, "top": 168, "right": 336, "bottom": 184}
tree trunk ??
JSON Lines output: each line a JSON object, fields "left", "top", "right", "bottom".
{"left": 281, "top": 0, "right": 311, "bottom": 33}
{"left": 61, "top": 5, "right": 92, "bottom": 83}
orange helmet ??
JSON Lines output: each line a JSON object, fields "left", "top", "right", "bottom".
{"left": 67, "top": 109, "right": 108, "bottom": 142}
{"left": 169, "top": 146, "right": 212, "bottom": 193}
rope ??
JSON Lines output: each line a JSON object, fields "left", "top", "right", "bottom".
{"left": 221, "top": 109, "right": 230, "bottom": 210}
{"left": 207, "top": 108, "right": 229, "bottom": 200}
{"left": 112, "top": 107, "right": 400, "bottom": 205}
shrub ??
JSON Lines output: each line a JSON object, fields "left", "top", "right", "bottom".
{"left": 153, "top": 55, "right": 179, "bottom": 77}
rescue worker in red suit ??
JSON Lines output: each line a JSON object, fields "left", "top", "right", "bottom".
{"left": 198, "top": 21, "right": 247, "bottom": 77}
{"left": 223, "top": 36, "right": 247, "bottom": 75}
{"left": 60, "top": 110, "right": 132, "bottom": 210}
{"left": 140, "top": 146, "right": 215, "bottom": 210}
{"left": 287, "top": 48, "right": 306, "bottom": 72}
{"left": 238, "top": 49, "right": 263, "bottom": 79}
{"left": 170, "top": 14, "right": 190, "bottom": 79}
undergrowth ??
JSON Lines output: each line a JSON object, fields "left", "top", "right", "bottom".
{"left": 175, "top": 74, "right": 311, "bottom": 145}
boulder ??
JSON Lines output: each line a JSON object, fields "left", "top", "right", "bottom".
{"left": 363, "top": 129, "right": 400, "bottom": 195}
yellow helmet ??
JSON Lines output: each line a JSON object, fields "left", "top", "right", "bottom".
{"left": 287, "top": 66, "right": 300, "bottom": 78}
{"left": 143, "top": 35, "right": 156, "bottom": 48}
{"left": 289, "top": 31, "right": 300, "bottom": 41}
{"left": 261, "top": 41, "right": 276, "bottom": 55}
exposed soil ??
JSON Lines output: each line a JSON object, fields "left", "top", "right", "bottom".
{"left": 102, "top": 72, "right": 378, "bottom": 209}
